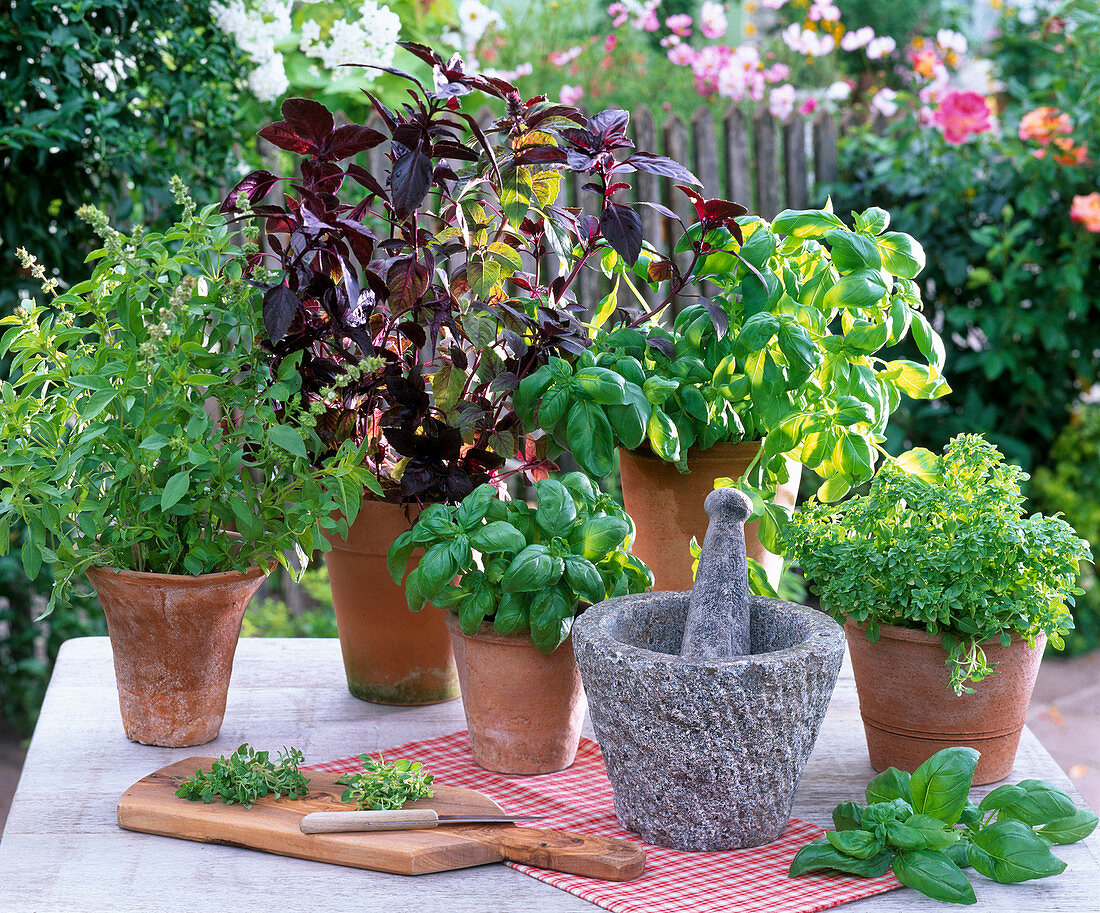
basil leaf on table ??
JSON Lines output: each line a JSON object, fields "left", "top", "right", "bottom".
{"left": 968, "top": 819, "right": 1067, "bottom": 883}
{"left": 892, "top": 849, "right": 977, "bottom": 906}
{"left": 910, "top": 746, "right": 979, "bottom": 825}
{"left": 788, "top": 840, "right": 894, "bottom": 878}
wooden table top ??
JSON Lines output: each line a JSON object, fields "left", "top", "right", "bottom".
{"left": 0, "top": 636, "right": 1096, "bottom": 912}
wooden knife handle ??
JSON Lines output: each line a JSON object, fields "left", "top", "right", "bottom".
{"left": 490, "top": 826, "right": 646, "bottom": 882}
{"left": 299, "top": 810, "right": 439, "bottom": 833}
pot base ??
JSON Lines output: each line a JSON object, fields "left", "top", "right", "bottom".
{"left": 845, "top": 620, "right": 1045, "bottom": 785}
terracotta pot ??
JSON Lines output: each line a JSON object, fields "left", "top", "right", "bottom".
{"left": 87, "top": 564, "right": 267, "bottom": 748}
{"left": 618, "top": 442, "right": 801, "bottom": 592}
{"left": 844, "top": 620, "right": 1046, "bottom": 784}
{"left": 445, "top": 612, "right": 587, "bottom": 775}
{"left": 323, "top": 498, "right": 459, "bottom": 705}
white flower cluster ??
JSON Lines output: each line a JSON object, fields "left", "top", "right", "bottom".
{"left": 781, "top": 23, "right": 835, "bottom": 57}
{"left": 211, "top": 1, "right": 405, "bottom": 102}
{"left": 211, "top": 0, "right": 293, "bottom": 102}
{"left": 300, "top": 2, "right": 402, "bottom": 73}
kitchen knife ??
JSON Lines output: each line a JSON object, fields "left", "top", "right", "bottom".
{"left": 299, "top": 809, "right": 545, "bottom": 834}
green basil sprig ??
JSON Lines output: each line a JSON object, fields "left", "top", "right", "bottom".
{"left": 175, "top": 744, "right": 310, "bottom": 809}
{"left": 789, "top": 747, "right": 1098, "bottom": 905}
{"left": 335, "top": 754, "right": 435, "bottom": 811}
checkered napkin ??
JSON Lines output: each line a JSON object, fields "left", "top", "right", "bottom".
{"left": 306, "top": 731, "right": 901, "bottom": 913}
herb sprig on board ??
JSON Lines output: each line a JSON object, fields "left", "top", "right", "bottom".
{"left": 789, "top": 747, "right": 1098, "bottom": 904}
{"left": 175, "top": 744, "right": 311, "bottom": 808}
{"left": 335, "top": 754, "right": 435, "bottom": 810}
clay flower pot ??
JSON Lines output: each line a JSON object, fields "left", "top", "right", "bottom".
{"left": 845, "top": 620, "right": 1047, "bottom": 784}
{"left": 87, "top": 564, "right": 267, "bottom": 748}
{"left": 618, "top": 442, "right": 801, "bottom": 591}
{"left": 445, "top": 612, "right": 587, "bottom": 775}
{"left": 323, "top": 498, "right": 459, "bottom": 705}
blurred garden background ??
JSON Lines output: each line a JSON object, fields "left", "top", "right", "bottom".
{"left": 1, "top": 0, "right": 1098, "bottom": 804}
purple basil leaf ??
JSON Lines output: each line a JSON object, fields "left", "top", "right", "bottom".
{"left": 566, "top": 149, "right": 598, "bottom": 171}
{"left": 324, "top": 124, "right": 386, "bottom": 161}
{"left": 363, "top": 91, "right": 398, "bottom": 132}
{"left": 221, "top": 170, "right": 280, "bottom": 213}
{"left": 637, "top": 200, "right": 683, "bottom": 222}
{"left": 389, "top": 148, "right": 433, "bottom": 220}
{"left": 702, "top": 297, "right": 730, "bottom": 337}
{"left": 386, "top": 257, "right": 431, "bottom": 311}
{"left": 579, "top": 214, "right": 601, "bottom": 241}
{"left": 345, "top": 163, "right": 389, "bottom": 199}
{"left": 513, "top": 145, "right": 569, "bottom": 166}
{"left": 561, "top": 127, "right": 595, "bottom": 149}
{"left": 263, "top": 284, "right": 300, "bottom": 342}
{"left": 589, "top": 109, "right": 630, "bottom": 141}
{"left": 257, "top": 121, "right": 315, "bottom": 155}
{"left": 432, "top": 140, "right": 479, "bottom": 162}
{"left": 600, "top": 202, "right": 643, "bottom": 265}
{"left": 398, "top": 321, "right": 427, "bottom": 348}
{"left": 626, "top": 152, "right": 701, "bottom": 186}
{"left": 646, "top": 334, "right": 676, "bottom": 359}
{"left": 397, "top": 41, "right": 443, "bottom": 67}
{"left": 281, "top": 97, "right": 335, "bottom": 145}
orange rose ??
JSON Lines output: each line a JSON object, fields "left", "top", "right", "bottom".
{"left": 1070, "top": 193, "right": 1100, "bottom": 232}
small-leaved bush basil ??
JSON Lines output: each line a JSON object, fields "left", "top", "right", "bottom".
{"left": 387, "top": 475, "right": 653, "bottom": 653}
{"left": 789, "top": 746, "right": 1099, "bottom": 905}
{"left": 0, "top": 181, "right": 379, "bottom": 613}
{"left": 781, "top": 434, "right": 1092, "bottom": 693}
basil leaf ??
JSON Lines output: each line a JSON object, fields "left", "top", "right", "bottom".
{"left": 534, "top": 478, "right": 578, "bottom": 537}
{"left": 910, "top": 747, "right": 979, "bottom": 825}
{"left": 386, "top": 529, "right": 416, "bottom": 585}
{"left": 573, "top": 516, "right": 629, "bottom": 563}
{"left": 574, "top": 366, "right": 628, "bottom": 405}
{"left": 903, "top": 813, "right": 962, "bottom": 851}
{"left": 833, "top": 800, "right": 865, "bottom": 832}
{"left": 886, "top": 821, "right": 929, "bottom": 852}
{"left": 866, "top": 767, "right": 912, "bottom": 805}
{"left": 944, "top": 838, "right": 971, "bottom": 869}
{"left": 529, "top": 586, "right": 575, "bottom": 653}
{"left": 454, "top": 484, "right": 495, "bottom": 530}
{"left": 1036, "top": 808, "right": 1099, "bottom": 845}
{"left": 468, "top": 521, "right": 526, "bottom": 555}
{"left": 788, "top": 839, "right": 893, "bottom": 878}
{"left": 502, "top": 544, "right": 563, "bottom": 593}
{"left": 492, "top": 591, "right": 529, "bottom": 635}
{"left": 563, "top": 555, "right": 605, "bottom": 606}
{"left": 968, "top": 819, "right": 1067, "bottom": 883}
{"left": 417, "top": 541, "right": 460, "bottom": 595}
{"left": 979, "top": 779, "right": 1078, "bottom": 826}
{"left": 566, "top": 400, "right": 615, "bottom": 478}
{"left": 892, "top": 849, "right": 976, "bottom": 905}
{"left": 827, "top": 829, "right": 884, "bottom": 859}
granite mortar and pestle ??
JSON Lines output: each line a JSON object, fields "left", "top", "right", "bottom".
{"left": 573, "top": 487, "right": 846, "bottom": 851}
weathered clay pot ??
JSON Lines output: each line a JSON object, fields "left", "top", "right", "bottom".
{"left": 845, "top": 620, "right": 1047, "bottom": 784}
{"left": 323, "top": 498, "right": 459, "bottom": 705}
{"left": 445, "top": 612, "right": 587, "bottom": 775}
{"left": 618, "top": 442, "right": 801, "bottom": 592}
{"left": 87, "top": 564, "right": 267, "bottom": 748}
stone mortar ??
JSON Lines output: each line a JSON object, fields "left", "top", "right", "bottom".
{"left": 573, "top": 589, "right": 845, "bottom": 850}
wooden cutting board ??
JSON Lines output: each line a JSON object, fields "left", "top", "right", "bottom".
{"left": 118, "top": 757, "right": 645, "bottom": 880}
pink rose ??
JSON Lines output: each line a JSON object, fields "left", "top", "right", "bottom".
{"left": 933, "top": 90, "right": 992, "bottom": 144}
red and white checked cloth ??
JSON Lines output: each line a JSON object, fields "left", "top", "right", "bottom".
{"left": 305, "top": 731, "right": 901, "bottom": 913}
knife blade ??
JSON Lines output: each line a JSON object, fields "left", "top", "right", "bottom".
{"left": 299, "top": 809, "right": 545, "bottom": 834}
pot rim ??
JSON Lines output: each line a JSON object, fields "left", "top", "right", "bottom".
{"left": 444, "top": 609, "right": 573, "bottom": 649}
{"left": 86, "top": 563, "right": 271, "bottom": 587}
{"left": 843, "top": 617, "right": 1045, "bottom": 648}
{"left": 619, "top": 440, "right": 763, "bottom": 465}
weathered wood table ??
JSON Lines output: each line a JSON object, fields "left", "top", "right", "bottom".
{"left": 1, "top": 637, "right": 1097, "bottom": 912}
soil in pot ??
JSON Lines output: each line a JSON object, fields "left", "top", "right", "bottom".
{"left": 445, "top": 612, "right": 586, "bottom": 775}
{"left": 87, "top": 564, "right": 267, "bottom": 748}
{"left": 618, "top": 442, "right": 800, "bottom": 592}
{"left": 323, "top": 498, "right": 459, "bottom": 706}
{"left": 845, "top": 619, "right": 1046, "bottom": 784}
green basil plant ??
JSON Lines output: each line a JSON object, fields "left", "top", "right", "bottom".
{"left": 0, "top": 181, "right": 379, "bottom": 613}
{"left": 387, "top": 474, "right": 652, "bottom": 653}
{"left": 780, "top": 434, "right": 1092, "bottom": 693}
{"left": 790, "top": 746, "right": 1098, "bottom": 905}
{"left": 515, "top": 205, "right": 949, "bottom": 566}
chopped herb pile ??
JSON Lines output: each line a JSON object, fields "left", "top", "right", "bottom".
{"left": 175, "top": 743, "right": 310, "bottom": 808}
{"left": 335, "top": 754, "right": 435, "bottom": 810}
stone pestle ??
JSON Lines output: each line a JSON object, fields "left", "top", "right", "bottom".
{"left": 679, "top": 487, "right": 753, "bottom": 658}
